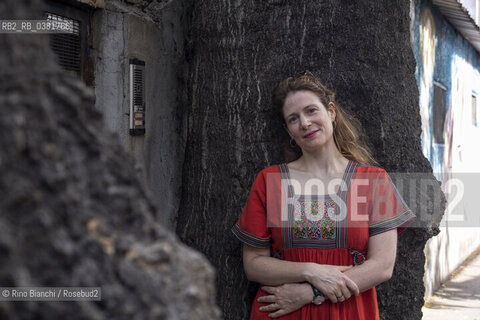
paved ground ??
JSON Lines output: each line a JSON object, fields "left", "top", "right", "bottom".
{"left": 422, "top": 250, "right": 480, "bottom": 320}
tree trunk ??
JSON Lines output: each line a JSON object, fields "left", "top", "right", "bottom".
{"left": 177, "top": 1, "right": 443, "bottom": 319}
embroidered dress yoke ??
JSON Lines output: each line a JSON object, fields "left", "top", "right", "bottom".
{"left": 232, "top": 161, "right": 416, "bottom": 320}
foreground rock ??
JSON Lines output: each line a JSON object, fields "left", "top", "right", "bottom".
{"left": 0, "top": 0, "right": 220, "bottom": 319}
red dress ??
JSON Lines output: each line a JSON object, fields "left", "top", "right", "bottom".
{"left": 232, "top": 161, "right": 415, "bottom": 320}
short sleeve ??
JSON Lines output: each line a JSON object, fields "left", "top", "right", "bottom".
{"left": 231, "top": 170, "right": 272, "bottom": 248}
{"left": 369, "top": 169, "right": 416, "bottom": 236}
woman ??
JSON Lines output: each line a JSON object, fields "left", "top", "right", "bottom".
{"left": 231, "top": 75, "right": 415, "bottom": 319}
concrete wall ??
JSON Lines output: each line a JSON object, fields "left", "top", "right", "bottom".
{"left": 411, "top": 0, "right": 480, "bottom": 299}
{"left": 91, "top": 0, "right": 187, "bottom": 229}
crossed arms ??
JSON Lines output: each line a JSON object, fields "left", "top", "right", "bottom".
{"left": 242, "top": 229, "right": 397, "bottom": 318}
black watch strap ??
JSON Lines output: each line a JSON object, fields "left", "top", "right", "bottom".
{"left": 310, "top": 284, "right": 325, "bottom": 305}
{"left": 311, "top": 284, "right": 321, "bottom": 297}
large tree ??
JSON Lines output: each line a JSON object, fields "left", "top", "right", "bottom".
{"left": 177, "top": 1, "right": 443, "bottom": 319}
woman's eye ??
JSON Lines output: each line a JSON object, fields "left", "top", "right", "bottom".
{"left": 288, "top": 117, "right": 297, "bottom": 123}
{"left": 308, "top": 108, "right": 316, "bottom": 113}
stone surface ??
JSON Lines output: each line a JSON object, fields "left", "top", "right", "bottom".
{"left": 0, "top": 0, "right": 220, "bottom": 319}
{"left": 176, "top": 1, "right": 445, "bottom": 319}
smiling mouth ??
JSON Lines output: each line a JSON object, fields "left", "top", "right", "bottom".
{"left": 303, "top": 130, "right": 320, "bottom": 138}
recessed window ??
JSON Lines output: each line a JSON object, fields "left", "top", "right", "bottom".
{"left": 473, "top": 94, "right": 478, "bottom": 126}
{"left": 433, "top": 83, "right": 447, "bottom": 144}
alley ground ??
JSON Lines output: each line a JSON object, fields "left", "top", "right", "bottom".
{"left": 422, "top": 249, "right": 480, "bottom": 319}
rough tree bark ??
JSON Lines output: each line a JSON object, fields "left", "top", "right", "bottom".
{"left": 177, "top": 1, "right": 443, "bottom": 319}
{"left": 0, "top": 0, "right": 220, "bottom": 319}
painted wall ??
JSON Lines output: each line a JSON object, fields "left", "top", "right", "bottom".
{"left": 411, "top": 0, "right": 480, "bottom": 299}
{"left": 91, "top": 1, "right": 187, "bottom": 229}
{"left": 461, "top": 0, "right": 478, "bottom": 23}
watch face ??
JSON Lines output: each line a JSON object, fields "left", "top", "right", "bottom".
{"left": 313, "top": 295, "right": 325, "bottom": 305}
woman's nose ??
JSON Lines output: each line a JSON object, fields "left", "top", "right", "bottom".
{"left": 300, "top": 115, "right": 311, "bottom": 129}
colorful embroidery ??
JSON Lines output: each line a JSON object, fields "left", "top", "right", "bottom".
{"left": 293, "top": 199, "right": 336, "bottom": 240}
{"left": 324, "top": 201, "right": 336, "bottom": 219}
{"left": 280, "top": 161, "right": 358, "bottom": 249}
{"left": 295, "top": 201, "right": 306, "bottom": 218}
{"left": 307, "top": 220, "right": 322, "bottom": 238}
{"left": 349, "top": 248, "right": 366, "bottom": 265}
{"left": 321, "top": 216, "right": 336, "bottom": 239}
{"left": 293, "top": 219, "right": 308, "bottom": 239}
{"left": 310, "top": 201, "right": 320, "bottom": 217}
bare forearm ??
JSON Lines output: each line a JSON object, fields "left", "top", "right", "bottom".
{"left": 273, "top": 259, "right": 389, "bottom": 306}
{"left": 244, "top": 253, "right": 391, "bottom": 293}
{"left": 244, "top": 255, "right": 311, "bottom": 285}
{"left": 343, "top": 231, "right": 397, "bottom": 292}
{"left": 242, "top": 245, "right": 360, "bottom": 302}
{"left": 244, "top": 253, "right": 360, "bottom": 304}
{"left": 343, "top": 259, "right": 393, "bottom": 293}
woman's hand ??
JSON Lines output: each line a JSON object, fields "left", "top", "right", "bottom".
{"left": 257, "top": 283, "right": 313, "bottom": 318}
{"left": 304, "top": 263, "right": 359, "bottom": 303}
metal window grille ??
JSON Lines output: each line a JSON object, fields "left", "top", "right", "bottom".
{"left": 129, "top": 59, "right": 146, "bottom": 135}
{"left": 46, "top": 12, "right": 81, "bottom": 77}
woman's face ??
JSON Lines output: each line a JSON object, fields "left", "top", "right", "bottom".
{"left": 283, "top": 90, "right": 336, "bottom": 153}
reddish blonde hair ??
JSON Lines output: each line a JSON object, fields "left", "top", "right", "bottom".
{"left": 271, "top": 75, "right": 378, "bottom": 166}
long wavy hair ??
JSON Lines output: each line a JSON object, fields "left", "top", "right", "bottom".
{"left": 271, "top": 75, "right": 378, "bottom": 166}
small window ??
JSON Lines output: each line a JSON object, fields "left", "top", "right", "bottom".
{"left": 43, "top": 0, "right": 93, "bottom": 86}
{"left": 46, "top": 12, "right": 81, "bottom": 77}
{"left": 433, "top": 83, "right": 447, "bottom": 144}
{"left": 473, "top": 94, "right": 478, "bottom": 126}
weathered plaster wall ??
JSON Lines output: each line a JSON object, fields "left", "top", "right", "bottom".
{"left": 412, "top": 0, "right": 480, "bottom": 299}
{"left": 92, "top": 0, "right": 188, "bottom": 229}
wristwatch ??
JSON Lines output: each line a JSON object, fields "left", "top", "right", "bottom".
{"left": 310, "top": 284, "right": 325, "bottom": 305}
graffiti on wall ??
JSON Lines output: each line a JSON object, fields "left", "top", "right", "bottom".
{"left": 418, "top": 9, "right": 480, "bottom": 177}
{"left": 418, "top": 3, "right": 480, "bottom": 299}
{"left": 419, "top": 8, "right": 436, "bottom": 162}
